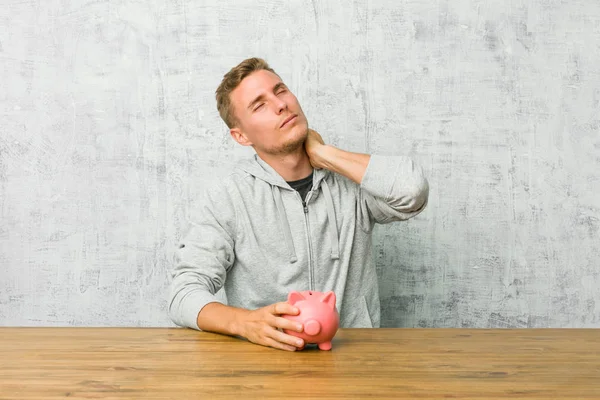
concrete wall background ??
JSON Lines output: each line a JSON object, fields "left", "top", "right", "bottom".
{"left": 1, "top": 0, "right": 599, "bottom": 328}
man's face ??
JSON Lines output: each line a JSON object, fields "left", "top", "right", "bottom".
{"left": 229, "top": 70, "right": 309, "bottom": 156}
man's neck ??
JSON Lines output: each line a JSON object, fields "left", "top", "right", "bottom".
{"left": 256, "top": 148, "right": 313, "bottom": 182}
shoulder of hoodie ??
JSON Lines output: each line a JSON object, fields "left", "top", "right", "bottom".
{"left": 189, "top": 166, "right": 245, "bottom": 229}
{"left": 200, "top": 160, "right": 257, "bottom": 200}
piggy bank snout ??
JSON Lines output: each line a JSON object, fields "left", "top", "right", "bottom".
{"left": 303, "top": 319, "right": 321, "bottom": 336}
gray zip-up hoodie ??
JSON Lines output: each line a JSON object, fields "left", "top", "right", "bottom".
{"left": 168, "top": 153, "right": 428, "bottom": 330}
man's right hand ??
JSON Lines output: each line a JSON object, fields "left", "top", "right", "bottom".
{"left": 197, "top": 302, "right": 305, "bottom": 352}
{"left": 237, "top": 302, "right": 305, "bottom": 352}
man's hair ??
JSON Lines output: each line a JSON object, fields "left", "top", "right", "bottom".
{"left": 215, "top": 57, "right": 278, "bottom": 128}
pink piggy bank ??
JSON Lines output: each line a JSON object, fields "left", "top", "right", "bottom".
{"left": 283, "top": 290, "right": 340, "bottom": 351}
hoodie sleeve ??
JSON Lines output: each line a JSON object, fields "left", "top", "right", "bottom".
{"left": 168, "top": 183, "right": 236, "bottom": 330}
{"left": 357, "top": 154, "right": 429, "bottom": 230}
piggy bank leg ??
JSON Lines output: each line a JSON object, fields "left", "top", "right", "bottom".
{"left": 318, "top": 341, "right": 332, "bottom": 351}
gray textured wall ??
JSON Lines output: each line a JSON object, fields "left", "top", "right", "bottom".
{"left": 1, "top": 1, "right": 599, "bottom": 328}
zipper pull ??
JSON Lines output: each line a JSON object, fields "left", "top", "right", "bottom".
{"left": 303, "top": 203, "right": 308, "bottom": 213}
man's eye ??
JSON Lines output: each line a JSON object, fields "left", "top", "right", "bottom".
{"left": 254, "top": 103, "right": 264, "bottom": 111}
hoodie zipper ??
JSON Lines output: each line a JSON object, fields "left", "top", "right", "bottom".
{"left": 299, "top": 191, "right": 315, "bottom": 291}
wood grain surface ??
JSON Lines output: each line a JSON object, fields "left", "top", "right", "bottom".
{"left": 1, "top": 328, "right": 599, "bottom": 399}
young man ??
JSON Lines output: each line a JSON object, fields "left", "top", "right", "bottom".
{"left": 168, "top": 58, "right": 429, "bottom": 351}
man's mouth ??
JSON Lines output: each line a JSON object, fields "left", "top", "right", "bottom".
{"left": 280, "top": 114, "right": 297, "bottom": 128}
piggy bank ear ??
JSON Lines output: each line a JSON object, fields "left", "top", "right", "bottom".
{"left": 320, "top": 291, "right": 336, "bottom": 309}
{"left": 287, "top": 291, "right": 306, "bottom": 305}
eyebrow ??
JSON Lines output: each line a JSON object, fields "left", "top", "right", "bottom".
{"left": 247, "top": 82, "right": 288, "bottom": 110}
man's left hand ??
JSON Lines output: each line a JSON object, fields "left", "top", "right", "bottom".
{"left": 305, "top": 128, "right": 327, "bottom": 169}
{"left": 304, "top": 128, "right": 371, "bottom": 185}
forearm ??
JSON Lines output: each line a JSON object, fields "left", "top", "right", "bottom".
{"left": 196, "top": 302, "right": 249, "bottom": 337}
{"left": 314, "top": 145, "right": 371, "bottom": 184}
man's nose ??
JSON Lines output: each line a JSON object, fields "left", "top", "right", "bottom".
{"left": 275, "top": 99, "right": 288, "bottom": 114}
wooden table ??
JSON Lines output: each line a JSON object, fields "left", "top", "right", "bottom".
{"left": 1, "top": 328, "right": 599, "bottom": 399}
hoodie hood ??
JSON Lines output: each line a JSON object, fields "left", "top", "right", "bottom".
{"left": 236, "top": 154, "right": 340, "bottom": 263}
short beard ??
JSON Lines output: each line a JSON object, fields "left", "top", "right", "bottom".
{"left": 262, "top": 129, "right": 308, "bottom": 156}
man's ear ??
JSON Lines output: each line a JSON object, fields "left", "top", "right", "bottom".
{"left": 230, "top": 128, "right": 253, "bottom": 147}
